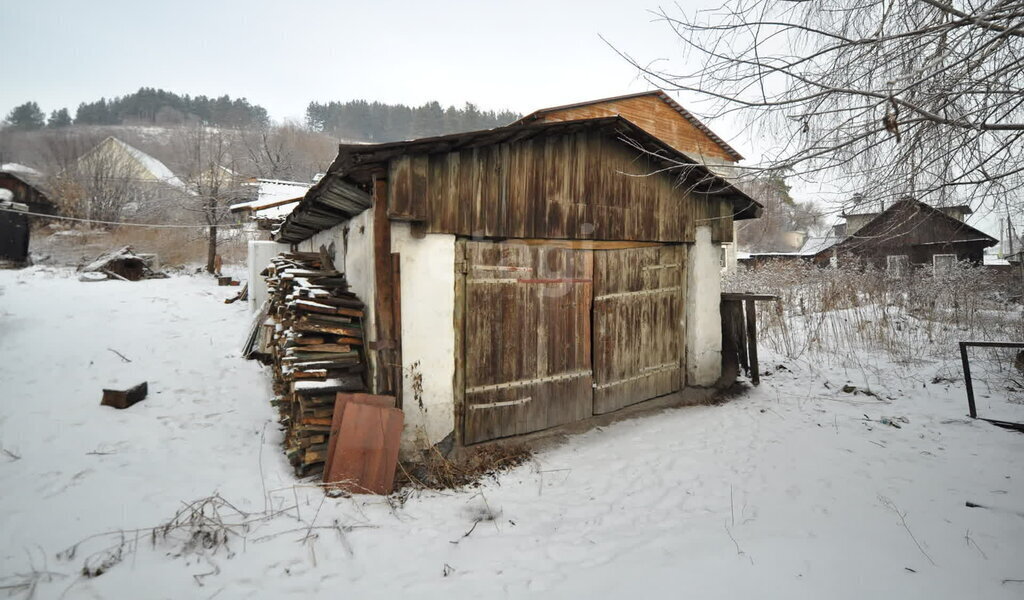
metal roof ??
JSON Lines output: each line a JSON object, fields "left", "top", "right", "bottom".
{"left": 274, "top": 115, "right": 761, "bottom": 244}
{"left": 511, "top": 90, "right": 744, "bottom": 161}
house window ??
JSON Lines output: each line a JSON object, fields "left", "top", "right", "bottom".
{"left": 933, "top": 253, "right": 956, "bottom": 275}
{"left": 886, "top": 255, "right": 909, "bottom": 275}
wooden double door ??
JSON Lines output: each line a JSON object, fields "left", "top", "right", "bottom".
{"left": 462, "top": 241, "right": 686, "bottom": 444}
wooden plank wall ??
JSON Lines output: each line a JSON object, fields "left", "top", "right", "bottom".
{"left": 462, "top": 242, "right": 594, "bottom": 444}
{"left": 592, "top": 246, "right": 685, "bottom": 414}
{"left": 387, "top": 130, "right": 734, "bottom": 244}
{"left": 530, "top": 95, "right": 737, "bottom": 162}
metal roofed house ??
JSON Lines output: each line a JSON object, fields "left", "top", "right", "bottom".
{"left": 77, "top": 136, "right": 189, "bottom": 192}
{"left": 811, "top": 198, "right": 997, "bottom": 271}
{"left": 257, "top": 99, "right": 762, "bottom": 452}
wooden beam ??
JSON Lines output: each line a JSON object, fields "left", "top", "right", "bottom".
{"left": 744, "top": 299, "right": 760, "bottom": 386}
{"left": 391, "top": 251, "right": 403, "bottom": 410}
{"left": 452, "top": 239, "right": 467, "bottom": 446}
{"left": 501, "top": 239, "right": 666, "bottom": 250}
{"left": 372, "top": 177, "right": 396, "bottom": 396}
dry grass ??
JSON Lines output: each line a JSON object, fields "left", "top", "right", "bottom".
{"left": 33, "top": 224, "right": 252, "bottom": 269}
{"left": 724, "top": 261, "right": 1024, "bottom": 400}
{"left": 395, "top": 443, "right": 533, "bottom": 491}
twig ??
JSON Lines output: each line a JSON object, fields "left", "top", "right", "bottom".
{"left": 730, "top": 485, "right": 736, "bottom": 527}
{"left": 2, "top": 447, "right": 21, "bottom": 461}
{"left": 724, "top": 523, "right": 753, "bottom": 564}
{"left": 301, "top": 494, "right": 327, "bottom": 543}
{"left": 879, "top": 495, "right": 936, "bottom": 566}
{"left": 449, "top": 519, "right": 482, "bottom": 544}
{"left": 965, "top": 529, "right": 988, "bottom": 559}
{"left": 106, "top": 348, "right": 132, "bottom": 363}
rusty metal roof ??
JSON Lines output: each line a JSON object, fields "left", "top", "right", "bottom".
{"left": 274, "top": 115, "right": 761, "bottom": 243}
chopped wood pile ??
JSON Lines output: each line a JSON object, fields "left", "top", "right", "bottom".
{"left": 263, "top": 251, "right": 369, "bottom": 477}
{"left": 79, "top": 246, "right": 166, "bottom": 281}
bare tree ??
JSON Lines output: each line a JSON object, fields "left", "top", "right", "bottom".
{"left": 736, "top": 173, "right": 824, "bottom": 251}
{"left": 619, "top": 0, "right": 1024, "bottom": 216}
{"left": 239, "top": 121, "right": 336, "bottom": 181}
{"left": 177, "top": 126, "right": 245, "bottom": 273}
{"left": 71, "top": 142, "right": 157, "bottom": 222}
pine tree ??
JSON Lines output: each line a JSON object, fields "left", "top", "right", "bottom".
{"left": 47, "top": 108, "right": 72, "bottom": 128}
{"left": 5, "top": 101, "right": 46, "bottom": 130}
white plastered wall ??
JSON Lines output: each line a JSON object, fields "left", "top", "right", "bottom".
{"left": 390, "top": 223, "right": 456, "bottom": 453}
{"left": 295, "top": 210, "right": 377, "bottom": 348}
{"left": 685, "top": 226, "right": 723, "bottom": 386}
{"left": 294, "top": 214, "right": 456, "bottom": 454}
{"left": 247, "top": 240, "right": 290, "bottom": 311}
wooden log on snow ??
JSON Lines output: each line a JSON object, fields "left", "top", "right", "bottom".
{"left": 101, "top": 382, "right": 148, "bottom": 409}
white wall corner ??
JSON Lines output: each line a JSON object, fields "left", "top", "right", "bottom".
{"left": 390, "top": 223, "right": 457, "bottom": 454}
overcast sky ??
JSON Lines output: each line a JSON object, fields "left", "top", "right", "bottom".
{"left": 0, "top": 1, "right": 708, "bottom": 123}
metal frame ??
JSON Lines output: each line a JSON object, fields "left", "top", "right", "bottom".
{"left": 959, "top": 341, "right": 1024, "bottom": 433}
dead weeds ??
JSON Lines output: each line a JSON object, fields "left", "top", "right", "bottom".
{"left": 394, "top": 443, "right": 533, "bottom": 492}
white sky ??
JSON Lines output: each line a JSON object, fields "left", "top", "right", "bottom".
{"left": 0, "top": 1, "right": 708, "bottom": 124}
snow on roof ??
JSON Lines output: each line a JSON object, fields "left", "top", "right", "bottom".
{"left": 103, "top": 137, "right": 188, "bottom": 191}
{"left": 230, "top": 179, "right": 310, "bottom": 220}
{"left": 983, "top": 254, "right": 1010, "bottom": 266}
{"left": 0, "top": 163, "right": 43, "bottom": 177}
{"left": 251, "top": 179, "right": 312, "bottom": 204}
{"left": 798, "top": 234, "right": 842, "bottom": 256}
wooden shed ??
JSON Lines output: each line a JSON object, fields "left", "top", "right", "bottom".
{"left": 0, "top": 167, "right": 56, "bottom": 216}
{"left": 265, "top": 95, "right": 761, "bottom": 451}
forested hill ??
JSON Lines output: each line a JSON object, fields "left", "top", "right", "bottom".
{"left": 73, "top": 88, "right": 269, "bottom": 128}
{"left": 305, "top": 100, "right": 521, "bottom": 142}
{"left": 5, "top": 90, "right": 521, "bottom": 142}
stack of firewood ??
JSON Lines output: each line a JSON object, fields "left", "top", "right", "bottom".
{"left": 263, "top": 250, "right": 367, "bottom": 476}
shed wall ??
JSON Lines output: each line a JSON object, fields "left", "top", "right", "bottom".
{"left": 388, "top": 130, "right": 734, "bottom": 244}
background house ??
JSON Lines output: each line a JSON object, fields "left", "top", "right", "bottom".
{"left": 254, "top": 93, "right": 762, "bottom": 452}
{"left": 0, "top": 163, "right": 56, "bottom": 215}
{"left": 814, "top": 197, "right": 997, "bottom": 270}
{"left": 229, "top": 178, "right": 310, "bottom": 235}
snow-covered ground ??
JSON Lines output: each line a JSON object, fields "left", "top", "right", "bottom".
{"left": 1, "top": 266, "right": 1022, "bottom": 599}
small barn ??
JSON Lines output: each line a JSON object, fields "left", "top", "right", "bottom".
{"left": 815, "top": 198, "right": 998, "bottom": 271}
{"left": 0, "top": 163, "right": 56, "bottom": 216}
{"left": 259, "top": 94, "right": 761, "bottom": 451}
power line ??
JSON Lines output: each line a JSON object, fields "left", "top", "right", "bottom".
{"left": 0, "top": 206, "right": 247, "bottom": 229}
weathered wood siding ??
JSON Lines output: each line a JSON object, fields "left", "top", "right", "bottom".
{"left": 462, "top": 241, "right": 594, "bottom": 444}
{"left": 529, "top": 95, "right": 737, "bottom": 162}
{"left": 388, "top": 130, "right": 733, "bottom": 244}
{"left": 592, "top": 246, "right": 686, "bottom": 414}
{"left": 0, "top": 174, "right": 53, "bottom": 215}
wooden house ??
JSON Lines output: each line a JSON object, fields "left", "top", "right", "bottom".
{"left": 814, "top": 198, "right": 997, "bottom": 271}
{"left": 261, "top": 95, "right": 761, "bottom": 451}
{"left": 0, "top": 163, "right": 56, "bottom": 215}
